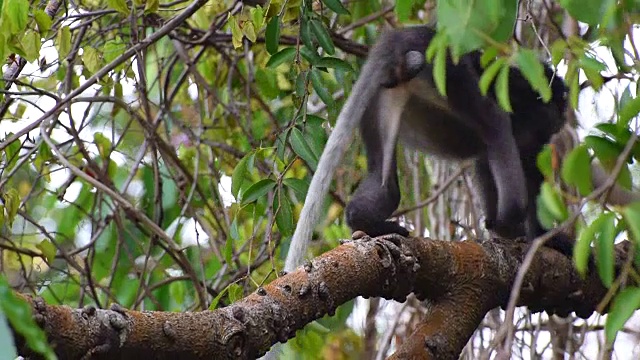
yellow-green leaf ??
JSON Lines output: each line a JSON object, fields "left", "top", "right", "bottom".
{"left": 496, "top": 64, "right": 513, "bottom": 112}
{"left": 83, "top": 47, "right": 102, "bottom": 74}
{"left": 33, "top": 9, "right": 53, "bottom": 34}
{"left": 5, "top": 0, "right": 29, "bottom": 33}
{"left": 36, "top": 240, "right": 57, "bottom": 263}
{"left": 606, "top": 287, "right": 640, "bottom": 343}
{"left": 108, "top": 0, "right": 129, "bottom": 14}
{"left": 309, "top": 20, "right": 335, "bottom": 55}
{"left": 240, "top": 179, "right": 276, "bottom": 205}
{"left": 56, "top": 26, "right": 71, "bottom": 61}
{"left": 243, "top": 21, "right": 257, "bottom": 43}
{"left": 145, "top": 0, "right": 159, "bottom": 13}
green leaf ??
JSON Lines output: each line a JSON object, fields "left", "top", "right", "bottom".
{"left": 230, "top": 216, "right": 240, "bottom": 241}
{"left": 517, "top": 49, "right": 552, "bottom": 102}
{"left": 255, "top": 68, "right": 279, "bottom": 99}
{"left": 539, "top": 182, "right": 568, "bottom": 222}
{"left": 266, "top": 47, "right": 296, "bottom": 68}
{"left": 425, "top": 32, "right": 447, "bottom": 95}
{"left": 618, "top": 94, "right": 640, "bottom": 125}
{"left": 0, "top": 312, "right": 18, "bottom": 359}
{"left": 240, "top": 179, "right": 276, "bottom": 205}
{"left": 479, "top": 47, "right": 499, "bottom": 67}
{"left": 2, "top": 188, "right": 19, "bottom": 228}
{"left": 594, "top": 213, "right": 616, "bottom": 287}
{"left": 224, "top": 227, "right": 234, "bottom": 266}
{"left": 145, "top": 0, "right": 159, "bottom": 13}
{"left": 56, "top": 26, "right": 71, "bottom": 61}
{"left": 295, "top": 70, "right": 309, "bottom": 97}
{"left": 315, "top": 57, "right": 353, "bottom": 72}
{"left": 300, "top": 18, "right": 315, "bottom": 51}
{"left": 310, "top": 68, "right": 334, "bottom": 107}
{"left": 299, "top": 46, "right": 321, "bottom": 64}
{"left": 265, "top": 16, "right": 281, "bottom": 55}
{"left": 103, "top": 39, "right": 127, "bottom": 65}
{"left": 229, "top": 15, "right": 243, "bottom": 49}
{"left": 321, "top": 0, "right": 350, "bottom": 15}
{"left": 309, "top": 20, "right": 335, "bottom": 55}
{"left": 618, "top": 86, "right": 633, "bottom": 120}
{"left": 3, "top": 135, "right": 20, "bottom": 174}
{"left": 274, "top": 188, "right": 294, "bottom": 236}
{"left": 479, "top": 58, "right": 507, "bottom": 96}
{"left": 83, "top": 47, "right": 102, "bottom": 74}
{"left": 550, "top": 40, "right": 567, "bottom": 66}
{"left": 585, "top": 135, "right": 623, "bottom": 168}
{"left": 231, "top": 153, "right": 255, "bottom": 198}
{"left": 290, "top": 127, "right": 320, "bottom": 170}
{"left": 568, "top": 70, "right": 580, "bottom": 109}
{"left": 596, "top": 123, "right": 630, "bottom": 146}
{"left": 623, "top": 202, "right": 640, "bottom": 247}
{"left": 299, "top": 115, "right": 328, "bottom": 158}
{"left": 559, "top": 0, "right": 613, "bottom": 25}
{"left": 606, "top": 287, "right": 640, "bottom": 343}
{"left": 0, "top": 277, "right": 56, "bottom": 359}
{"left": 243, "top": 21, "right": 257, "bottom": 43}
{"left": 437, "top": 0, "right": 517, "bottom": 57}
{"left": 283, "top": 178, "right": 310, "bottom": 200}
{"left": 395, "top": 0, "right": 412, "bottom": 21}
{"left": 5, "top": 0, "right": 29, "bottom": 33}
{"left": 574, "top": 218, "right": 596, "bottom": 275}
{"left": 209, "top": 283, "right": 231, "bottom": 310}
{"left": 228, "top": 283, "right": 244, "bottom": 303}
{"left": 496, "top": 64, "right": 513, "bottom": 112}
{"left": 33, "top": 9, "right": 52, "bottom": 34}
{"left": 536, "top": 145, "right": 553, "bottom": 178}
{"left": 107, "top": 0, "right": 129, "bottom": 14}
{"left": 561, "top": 145, "right": 593, "bottom": 196}
{"left": 580, "top": 55, "right": 606, "bottom": 90}
{"left": 432, "top": 43, "right": 447, "bottom": 96}
{"left": 169, "top": 281, "right": 185, "bottom": 308}
{"left": 36, "top": 240, "right": 57, "bottom": 264}
{"left": 93, "top": 132, "right": 112, "bottom": 160}
{"left": 249, "top": 6, "right": 265, "bottom": 29}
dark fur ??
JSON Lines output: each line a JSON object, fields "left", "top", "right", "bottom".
{"left": 344, "top": 26, "right": 573, "bottom": 256}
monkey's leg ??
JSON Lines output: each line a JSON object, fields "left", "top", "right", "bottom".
{"left": 473, "top": 158, "right": 498, "bottom": 231}
{"left": 445, "top": 58, "right": 529, "bottom": 229}
{"left": 475, "top": 158, "right": 529, "bottom": 238}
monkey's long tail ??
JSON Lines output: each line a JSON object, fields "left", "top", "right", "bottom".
{"left": 284, "top": 58, "right": 386, "bottom": 272}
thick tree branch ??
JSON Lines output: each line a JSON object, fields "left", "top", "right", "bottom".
{"left": 14, "top": 236, "right": 623, "bottom": 360}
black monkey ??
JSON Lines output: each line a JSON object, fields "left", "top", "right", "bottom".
{"left": 344, "top": 26, "right": 570, "bottom": 252}
{"left": 285, "top": 25, "right": 569, "bottom": 271}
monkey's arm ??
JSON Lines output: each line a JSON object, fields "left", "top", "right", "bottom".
{"left": 345, "top": 88, "right": 410, "bottom": 237}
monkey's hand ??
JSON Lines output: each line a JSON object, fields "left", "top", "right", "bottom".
{"left": 345, "top": 175, "right": 409, "bottom": 238}
{"left": 486, "top": 219, "right": 525, "bottom": 240}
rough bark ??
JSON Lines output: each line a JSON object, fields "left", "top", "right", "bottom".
{"left": 13, "top": 235, "right": 623, "bottom": 360}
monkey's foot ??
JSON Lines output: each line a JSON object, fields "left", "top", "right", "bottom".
{"left": 351, "top": 230, "right": 369, "bottom": 240}
{"left": 351, "top": 228, "right": 410, "bottom": 244}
